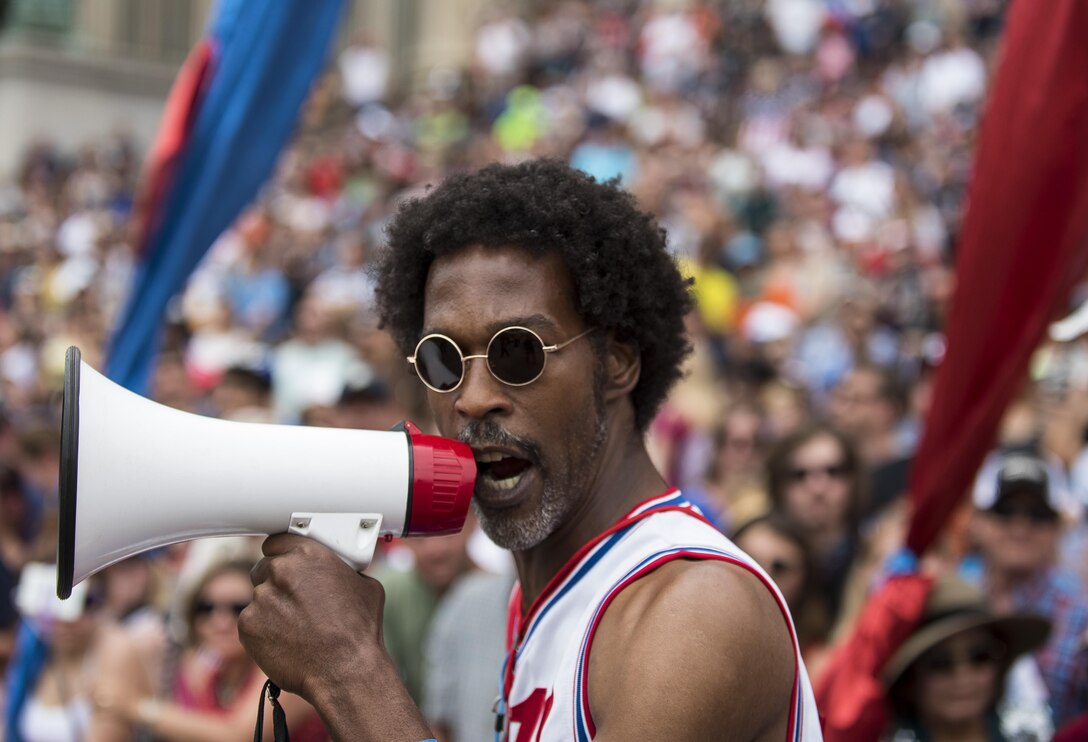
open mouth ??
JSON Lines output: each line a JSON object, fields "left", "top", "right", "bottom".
{"left": 475, "top": 451, "right": 532, "bottom": 491}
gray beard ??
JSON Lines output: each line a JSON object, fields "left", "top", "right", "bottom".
{"left": 471, "top": 486, "right": 567, "bottom": 552}
{"left": 473, "top": 401, "right": 608, "bottom": 553}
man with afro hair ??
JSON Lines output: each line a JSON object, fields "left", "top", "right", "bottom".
{"left": 240, "top": 160, "right": 822, "bottom": 741}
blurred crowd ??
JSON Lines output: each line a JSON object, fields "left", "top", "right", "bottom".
{"left": 1, "top": 0, "right": 1087, "bottom": 740}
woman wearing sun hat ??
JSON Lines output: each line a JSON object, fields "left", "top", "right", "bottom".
{"left": 881, "top": 576, "right": 1051, "bottom": 742}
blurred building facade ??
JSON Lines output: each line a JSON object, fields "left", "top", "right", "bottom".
{"left": 0, "top": 0, "right": 494, "bottom": 176}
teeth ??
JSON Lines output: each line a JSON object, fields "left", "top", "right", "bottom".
{"left": 476, "top": 451, "right": 504, "bottom": 463}
{"left": 488, "top": 471, "right": 523, "bottom": 491}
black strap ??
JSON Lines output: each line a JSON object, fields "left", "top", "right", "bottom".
{"left": 254, "top": 680, "right": 291, "bottom": 742}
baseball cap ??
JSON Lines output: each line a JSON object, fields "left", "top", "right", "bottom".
{"left": 972, "top": 451, "right": 1064, "bottom": 513}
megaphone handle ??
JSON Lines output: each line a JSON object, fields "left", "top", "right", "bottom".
{"left": 287, "top": 513, "right": 384, "bottom": 572}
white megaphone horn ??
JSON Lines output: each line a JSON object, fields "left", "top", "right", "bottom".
{"left": 57, "top": 347, "right": 476, "bottom": 599}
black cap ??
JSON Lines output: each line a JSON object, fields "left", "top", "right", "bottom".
{"left": 994, "top": 453, "right": 1052, "bottom": 506}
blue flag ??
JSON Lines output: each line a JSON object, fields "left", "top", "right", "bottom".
{"left": 106, "top": 0, "right": 344, "bottom": 393}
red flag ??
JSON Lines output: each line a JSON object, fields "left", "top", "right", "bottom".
{"left": 906, "top": 0, "right": 1088, "bottom": 555}
{"left": 130, "top": 38, "right": 214, "bottom": 257}
{"left": 814, "top": 575, "right": 932, "bottom": 742}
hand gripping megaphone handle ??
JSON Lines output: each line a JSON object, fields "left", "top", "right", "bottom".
{"left": 286, "top": 512, "right": 385, "bottom": 571}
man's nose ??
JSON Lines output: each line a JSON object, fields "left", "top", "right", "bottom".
{"left": 453, "top": 357, "right": 513, "bottom": 420}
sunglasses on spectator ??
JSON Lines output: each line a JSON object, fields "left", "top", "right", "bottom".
{"left": 918, "top": 642, "right": 1005, "bottom": 677}
{"left": 767, "top": 558, "right": 800, "bottom": 579}
{"left": 788, "top": 462, "right": 851, "bottom": 482}
{"left": 989, "top": 500, "right": 1059, "bottom": 524}
{"left": 82, "top": 591, "right": 104, "bottom": 613}
{"left": 408, "top": 326, "right": 593, "bottom": 393}
{"left": 194, "top": 600, "right": 249, "bottom": 619}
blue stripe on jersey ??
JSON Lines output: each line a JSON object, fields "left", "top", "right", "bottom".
{"left": 793, "top": 673, "right": 805, "bottom": 742}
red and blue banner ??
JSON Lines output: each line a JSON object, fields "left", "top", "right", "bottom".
{"left": 107, "top": 0, "right": 345, "bottom": 394}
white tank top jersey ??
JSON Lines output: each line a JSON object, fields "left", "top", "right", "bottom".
{"left": 19, "top": 696, "right": 93, "bottom": 742}
{"left": 495, "top": 489, "right": 823, "bottom": 742}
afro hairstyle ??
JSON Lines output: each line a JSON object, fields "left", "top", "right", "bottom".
{"left": 375, "top": 159, "right": 694, "bottom": 431}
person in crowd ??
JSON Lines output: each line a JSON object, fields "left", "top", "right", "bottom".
{"left": 709, "top": 398, "right": 770, "bottom": 520}
{"left": 830, "top": 364, "right": 916, "bottom": 520}
{"left": 222, "top": 230, "right": 292, "bottom": 343}
{"left": 332, "top": 376, "right": 405, "bottom": 431}
{"left": 882, "top": 576, "right": 1051, "bottom": 742}
{"left": 92, "top": 559, "right": 327, "bottom": 741}
{"left": 373, "top": 525, "right": 477, "bottom": 705}
{"left": 270, "top": 295, "right": 369, "bottom": 423}
{"left": 968, "top": 451, "right": 1088, "bottom": 726}
{"left": 238, "top": 160, "right": 822, "bottom": 740}
{"left": 95, "top": 556, "right": 169, "bottom": 697}
{"left": 210, "top": 364, "right": 275, "bottom": 423}
{"left": 733, "top": 512, "right": 831, "bottom": 671}
{"left": 5, "top": 574, "right": 151, "bottom": 742}
{"left": 95, "top": 557, "right": 159, "bottom": 627}
{"left": 16, "top": 426, "right": 60, "bottom": 515}
{"left": 423, "top": 569, "right": 515, "bottom": 742}
{"left": 1, "top": 464, "right": 37, "bottom": 673}
{"left": 767, "top": 421, "right": 866, "bottom": 624}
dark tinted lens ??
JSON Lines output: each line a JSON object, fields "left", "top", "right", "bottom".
{"left": 415, "top": 336, "right": 464, "bottom": 391}
{"left": 195, "top": 600, "right": 249, "bottom": 618}
{"left": 488, "top": 328, "right": 545, "bottom": 385}
{"left": 920, "top": 652, "right": 955, "bottom": 675}
{"left": 82, "top": 591, "right": 103, "bottom": 612}
{"left": 967, "top": 644, "right": 1001, "bottom": 667}
{"left": 991, "top": 500, "right": 1058, "bottom": 523}
{"left": 826, "top": 463, "right": 851, "bottom": 478}
{"left": 919, "top": 643, "right": 1002, "bottom": 676}
{"left": 769, "top": 559, "right": 796, "bottom": 577}
{"left": 789, "top": 463, "right": 849, "bottom": 482}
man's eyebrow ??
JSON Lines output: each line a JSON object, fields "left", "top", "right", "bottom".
{"left": 484, "top": 314, "right": 556, "bottom": 334}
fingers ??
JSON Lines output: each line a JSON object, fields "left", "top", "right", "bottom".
{"left": 262, "top": 532, "right": 313, "bottom": 556}
{"left": 250, "top": 534, "right": 296, "bottom": 586}
{"left": 252, "top": 533, "right": 328, "bottom": 586}
{"left": 250, "top": 556, "right": 269, "bottom": 587}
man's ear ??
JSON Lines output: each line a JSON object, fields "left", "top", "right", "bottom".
{"left": 605, "top": 336, "right": 640, "bottom": 401}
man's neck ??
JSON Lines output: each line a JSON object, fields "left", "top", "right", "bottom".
{"left": 513, "top": 430, "right": 667, "bottom": 613}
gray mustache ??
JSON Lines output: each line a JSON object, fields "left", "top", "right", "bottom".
{"left": 458, "top": 421, "right": 541, "bottom": 464}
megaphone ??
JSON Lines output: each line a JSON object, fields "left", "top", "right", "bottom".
{"left": 57, "top": 347, "right": 476, "bottom": 599}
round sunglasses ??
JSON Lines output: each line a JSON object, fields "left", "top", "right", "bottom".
{"left": 408, "top": 326, "right": 593, "bottom": 393}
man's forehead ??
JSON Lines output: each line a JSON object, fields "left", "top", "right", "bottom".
{"left": 426, "top": 243, "right": 562, "bottom": 281}
{"left": 422, "top": 245, "right": 578, "bottom": 327}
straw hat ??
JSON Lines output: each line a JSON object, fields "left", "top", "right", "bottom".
{"left": 882, "top": 577, "right": 1051, "bottom": 689}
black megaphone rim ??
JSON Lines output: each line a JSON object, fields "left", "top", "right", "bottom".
{"left": 57, "top": 346, "right": 80, "bottom": 599}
